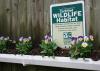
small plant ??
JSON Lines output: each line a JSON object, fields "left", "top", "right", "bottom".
{"left": 0, "top": 36, "right": 9, "bottom": 53}
{"left": 69, "top": 35, "right": 94, "bottom": 59}
{"left": 16, "top": 36, "right": 32, "bottom": 54}
{"left": 40, "top": 34, "right": 57, "bottom": 57}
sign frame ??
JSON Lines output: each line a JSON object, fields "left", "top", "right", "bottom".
{"left": 50, "top": 1, "right": 86, "bottom": 48}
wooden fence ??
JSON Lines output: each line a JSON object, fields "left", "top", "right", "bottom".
{"left": 0, "top": 0, "right": 92, "bottom": 44}
{"left": 0, "top": 0, "right": 100, "bottom": 71}
{"left": 0, "top": 0, "right": 52, "bottom": 44}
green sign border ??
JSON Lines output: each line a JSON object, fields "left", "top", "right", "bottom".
{"left": 50, "top": 1, "right": 85, "bottom": 48}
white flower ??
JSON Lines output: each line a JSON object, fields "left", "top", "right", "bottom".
{"left": 0, "top": 36, "right": 4, "bottom": 40}
{"left": 4, "top": 37, "right": 9, "bottom": 41}
{"left": 84, "top": 36, "right": 89, "bottom": 41}
{"left": 7, "top": 37, "right": 9, "bottom": 40}
{"left": 28, "top": 36, "right": 31, "bottom": 40}
{"left": 81, "top": 42, "right": 88, "bottom": 48}
{"left": 89, "top": 35, "right": 94, "bottom": 41}
{"left": 19, "top": 37, "right": 23, "bottom": 41}
{"left": 4, "top": 38, "right": 8, "bottom": 41}
{"left": 23, "top": 38, "right": 28, "bottom": 43}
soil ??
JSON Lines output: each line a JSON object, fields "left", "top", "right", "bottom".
{"left": 91, "top": 50, "right": 100, "bottom": 61}
{"left": 29, "top": 47, "right": 41, "bottom": 55}
{"left": 55, "top": 47, "right": 70, "bottom": 57}
{"left": 3, "top": 45, "right": 70, "bottom": 57}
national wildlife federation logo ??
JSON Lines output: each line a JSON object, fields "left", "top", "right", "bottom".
{"left": 63, "top": 32, "right": 72, "bottom": 47}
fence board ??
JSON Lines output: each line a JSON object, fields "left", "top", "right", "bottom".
{"left": 0, "top": 0, "right": 97, "bottom": 71}
{"left": 0, "top": 0, "right": 91, "bottom": 41}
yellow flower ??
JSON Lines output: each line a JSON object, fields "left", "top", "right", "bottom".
{"left": 45, "top": 40, "right": 48, "bottom": 44}
{"left": 81, "top": 42, "right": 88, "bottom": 48}
{"left": 78, "top": 38, "right": 83, "bottom": 41}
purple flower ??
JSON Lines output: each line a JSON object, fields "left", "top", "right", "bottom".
{"left": 89, "top": 35, "right": 94, "bottom": 41}
{"left": 84, "top": 36, "right": 89, "bottom": 41}
{"left": 78, "top": 36, "right": 83, "bottom": 41}
{"left": 44, "top": 34, "right": 52, "bottom": 41}
{"left": 78, "top": 36, "right": 83, "bottom": 38}
{"left": 71, "top": 37, "right": 77, "bottom": 45}
{"left": 44, "top": 35, "right": 48, "bottom": 40}
{"left": 19, "top": 37, "right": 23, "bottom": 42}
{"left": 71, "top": 37, "right": 77, "bottom": 41}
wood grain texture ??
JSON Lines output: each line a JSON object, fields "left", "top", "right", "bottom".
{"left": 0, "top": 0, "right": 91, "bottom": 42}
{"left": 91, "top": 0, "right": 100, "bottom": 47}
{"left": 0, "top": 0, "right": 96, "bottom": 71}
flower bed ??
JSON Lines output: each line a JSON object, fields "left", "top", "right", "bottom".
{"left": 0, "top": 34, "right": 100, "bottom": 61}
{"left": 0, "top": 34, "right": 100, "bottom": 70}
{"left": 69, "top": 35, "right": 94, "bottom": 59}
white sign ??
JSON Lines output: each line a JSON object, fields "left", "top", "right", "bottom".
{"left": 50, "top": 1, "right": 85, "bottom": 48}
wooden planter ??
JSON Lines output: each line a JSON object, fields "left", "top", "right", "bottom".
{"left": 0, "top": 54, "right": 100, "bottom": 71}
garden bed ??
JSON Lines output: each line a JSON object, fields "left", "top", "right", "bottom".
{"left": 0, "top": 54, "right": 100, "bottom": 71}
{"left": 0, "top": 35, "right": 100, "bottom": 70}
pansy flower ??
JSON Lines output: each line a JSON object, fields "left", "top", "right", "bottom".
{"left": 78, "top": 36, "right": 83, "bottom": 41}
{"left": 71, "top": 37, "right": 77, "bottom": 45}
{"left": 84, "top": 36, "right": 89, "bottom": 41}
{"left": 19, "top": 37, "right": 23, "bottom": 42}
{"left": 81, "top": 42, "right": 88, "bottom": 48}
{"left": 89, "top": 35, "right": 94, "bottom": 41}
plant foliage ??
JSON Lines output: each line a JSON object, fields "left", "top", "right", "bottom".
{"left": 69, "top": 35, "right": 94, "bottom": 59}
{"left": 16, "top": 37, "right": 32, "bottom": 54}
{"left": 0, "top": 36, "right": 9, "bottom": 53}
{"left": 40, "top": 34, "right": 57, "bottom": 57}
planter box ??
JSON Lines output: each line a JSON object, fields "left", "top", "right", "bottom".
{"left": 0, "top": 54, "right": 100, "bottom": 71}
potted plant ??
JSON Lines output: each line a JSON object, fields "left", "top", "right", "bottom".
{"left": 16, "top": 36, "right": 32, "bottom": 55}
{"left": 40, "top": 34, "right": 57, "bottom": 57}
{"left": 69, "top": 35, "right": 94, "bottom": 60}
{"left": 0, "top": 36, "right": 9, "bottom": 53}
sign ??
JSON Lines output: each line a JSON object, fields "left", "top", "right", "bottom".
{"left": 50, "top": 1, "right": 85, "bottom": 48}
